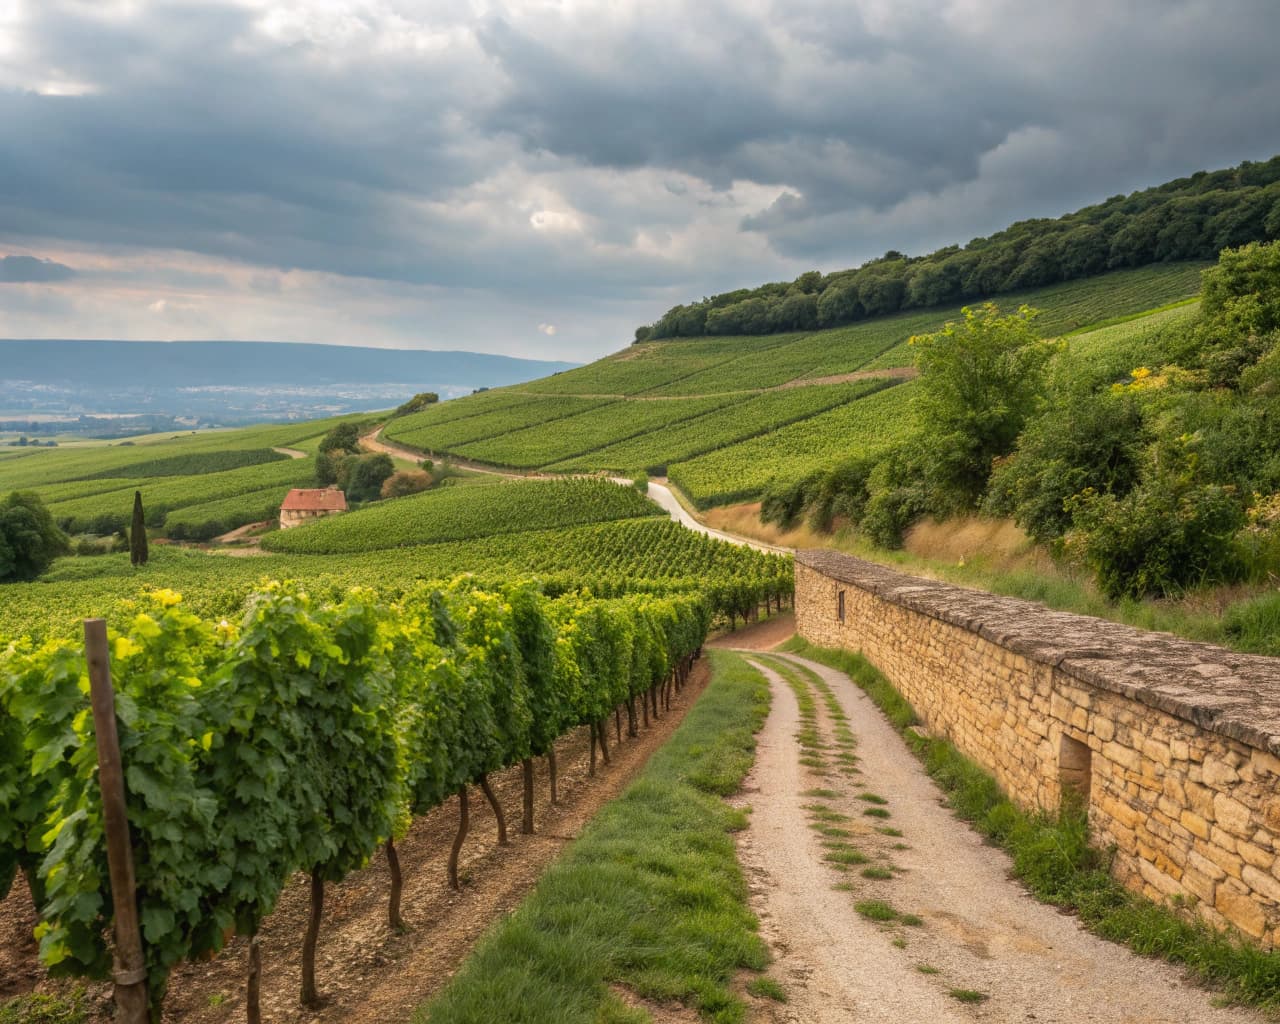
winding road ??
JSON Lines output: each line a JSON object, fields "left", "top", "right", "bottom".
{"left": 359, "top": 425, "right": 791, "bottom": 555}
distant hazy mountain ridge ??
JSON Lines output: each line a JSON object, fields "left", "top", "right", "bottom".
{"left": 0, "top": 340, "right": 579, "bottom": 429}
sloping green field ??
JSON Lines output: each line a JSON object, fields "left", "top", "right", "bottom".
{"left": 372, "top": 263, "right": 1206, "bottom": 506}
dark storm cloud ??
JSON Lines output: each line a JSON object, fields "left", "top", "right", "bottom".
{"left": 0, "top": 254, "right": 77, "bottom": 283}
{"left": 2, "top": 0, "right": 1279, "bottom": 349}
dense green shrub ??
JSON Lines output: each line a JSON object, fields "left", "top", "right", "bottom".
{"left": 0, "top": 492, "right": 70, "bottom": 582}
{"left": 1066, "top": 474, "right": 1245, "bottom": 599}
{"left": 911, "top": 303, "right": 1056, "bottom": 513}
{"left": 986, "top": 389, "right": 1146, "bottom": 543}
{"left": 639, "top": 154, "right": 1280, "bottom": 341}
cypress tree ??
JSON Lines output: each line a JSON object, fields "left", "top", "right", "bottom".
{"left": 129, "top": 490, "right": 148, "bottom": 566}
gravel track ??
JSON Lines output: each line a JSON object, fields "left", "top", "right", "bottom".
{"left": 735, "top": 651, "right": 1265, "bottom": 1024}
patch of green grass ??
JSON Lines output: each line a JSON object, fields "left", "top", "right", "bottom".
{"left": 0, "top": 991, "right": 86, "bottom": 1024}
{"left": 892, "top": 843, "right": 911, "bottom": 851}
{"left": 803, "top": 804, "right": 850, "bottom": 823}
{"left": 745, "top": 977, "right": 788, "bottom": 1003}
{"left": 783, "top": 638, "right": 1280, "bottom": 1012}
{"left": 832, "top": 881, "right": 856, "bottom": 892}
{"left": 899, "top": 913, "right": 925, "bottom": 927}
{"left": 815, "top": 825, "right": 854, "bottom": 838}
{"left": 854, "top": 900, "right": 899, "bottom": 922}
{"left": 949, "top": 989, "right": 989, "bottom": 1004}
{"left": 916, "top": 964, "right": 940, "bottom": 975}
{"left": 861, "top": 866, "right": 894, "bottom": 880}
{"left": 417, "top": 650, "right": 771, "bottom": 1024}
{"left": 858, "top": 793, "right": 888, "bottom": 805}
{"left": 891, "top": 937, "right": 908, "bottom": 949}
{"left": 802, "top": 788, "right": 841, "bottom": 799}
{"left": 777, "top": 639, "right": 917, "bottom": 730}
{"left": 877, "top": 827, "right": 903, "bottom": 837}
{"left": 863, "top": 807, "right": 891, "bottom": 819}
{"left": 826, "top": 848, "right": 872, "bottom": 866}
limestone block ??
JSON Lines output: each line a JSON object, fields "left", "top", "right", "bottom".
{"left": 1214, "top": 793, "right": 1254, "bottom": 838}
{"left": 1216, "top": 885, "right": 1268, "bottom": 938}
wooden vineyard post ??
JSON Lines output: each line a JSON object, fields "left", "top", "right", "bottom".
{"left": 84, "top": 618, "right": 149, "bottom": 1024}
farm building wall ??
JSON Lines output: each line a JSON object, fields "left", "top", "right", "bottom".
{"left": 794, "top": 549, "right": 1280, "bottom": 943}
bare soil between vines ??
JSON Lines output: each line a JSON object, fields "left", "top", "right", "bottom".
{"left": 1, "top": 659, "right": 710, "bottom": 1023}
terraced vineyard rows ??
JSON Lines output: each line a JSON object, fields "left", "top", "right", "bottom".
{"left": 385, "top": 395, "right": 612, "bottom": 452}
{"left": 548, "top": 380, "right": 893, "bottom": 474}
{"left": 1049, "top": 303, "right": 1200, "bottom": 391}
{"left": 44, "top": 457, "right": 318, "bottom": 533}
{"left": 1, "top": 578, "right": 716, "bottom": 1021}
{"left": 863, "top": 263, "right": 1206, "bottom": 370}
{"left": 669, "top": 383, "right": 917, "bottom": 507}
{"left": 1, "top": 516, "right": 792, "bottom": 643}
{"left": 450, "top": 394, "right": 737, "bottom": 468}
{"left": 260, "top": 478, "right": 663, "bottom": 554}
{"left": 646, "top": 314, "right": 938, "bottom": 395}
{"left": 161, "top": 485, "right": 298, "bottom": 539}
{"left": 510, "top": 333, "right": 804, "bottom": 396}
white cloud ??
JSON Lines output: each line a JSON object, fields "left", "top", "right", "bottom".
{"left": 537, "top": 322, "right": 557, "bottom": 335}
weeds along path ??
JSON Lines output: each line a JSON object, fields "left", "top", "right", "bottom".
{"left": 3, "top": 661, "right": 711, "bottom": 1024}
{"left": 735, "top": 652, "right": 1264, "bottom": 1024}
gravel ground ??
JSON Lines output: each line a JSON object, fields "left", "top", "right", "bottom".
{"left": 734, "top": 651, "right": 1266, "bottom": 1024}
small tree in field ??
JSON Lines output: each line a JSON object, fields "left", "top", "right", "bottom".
{"left": 130, "top": 490, "right": 149, "bottom": 566}
{"left": 911, "top": 303, "right": 1054, "bottom": 512}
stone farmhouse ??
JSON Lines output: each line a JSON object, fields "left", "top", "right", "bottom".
{"left": 279, "top": 488, "right": 347, "bottom": 529}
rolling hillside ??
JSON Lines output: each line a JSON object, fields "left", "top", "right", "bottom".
{"left": 383, "top": 262, "right": 1207, "bottom": 506}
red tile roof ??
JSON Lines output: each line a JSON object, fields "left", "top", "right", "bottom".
{"left": 281, "top": 488, "right": 347, "bottom": 512}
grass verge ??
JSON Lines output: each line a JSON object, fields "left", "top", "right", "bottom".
{"left": 415, "top": 650, "right": 771, "bottom": 1024}
{"left": 779, "top": 636, "right": 1280, "bottom": 1012}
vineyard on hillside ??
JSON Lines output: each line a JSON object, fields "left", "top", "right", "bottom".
{"left": 669, "top": 383, "right": 918, "bottom": 507}
{"left": 368, "top": 265, "right": 1206, "bottom": 511}
{"left": 547, "top": 380, "right": 888, "bottom": 474}
{"left": 1, "top": 518, "right": 793, "bottom": 642}
{"left": 0, "top": 578, "right": 719, "bottom": 1020}
{"left": 259, "top": 478, "right": 662, "bottom": 554}
{"left": 0, "top": 414, "right": 370, "bottom": 540}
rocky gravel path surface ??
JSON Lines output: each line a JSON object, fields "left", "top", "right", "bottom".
{"left": 734, "top": 651, "right": 1264, "bottom": 1024}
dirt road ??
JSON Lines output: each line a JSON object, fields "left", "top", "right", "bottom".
{"left": 735, "top": 651, "right": 1263, "bottom": 1024}
{"left": 645, "top": 479, "right": 790, "bottom": 554}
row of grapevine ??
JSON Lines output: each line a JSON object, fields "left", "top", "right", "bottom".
{"left": 1, "top": 519, "right": 793, "bottom": 643}
{"left": 667, "top": 382, "right": 917, "bottom": 507}
{"left": 447, "top": 393, "right": 736, "bottom": 469}
{"left": 547, "top": 381, "right": 891, "bottom": 474}
{"left": 1, "top": 577, "right": 713, "bottom": 1021}
{"left": 259, "top": 478, "right": 662, "bottom": 554}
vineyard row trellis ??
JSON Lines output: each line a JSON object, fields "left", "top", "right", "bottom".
{"left": 1, "top": 572, "right": 792, "bottom": 1023}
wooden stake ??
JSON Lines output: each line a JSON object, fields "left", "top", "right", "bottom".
{"left": 84, "top": 619, "right": 149, "bottom": 1024}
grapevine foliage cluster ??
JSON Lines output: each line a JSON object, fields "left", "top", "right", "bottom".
{"left": 0, "top": 576, "right": 714, "bottom": 1012}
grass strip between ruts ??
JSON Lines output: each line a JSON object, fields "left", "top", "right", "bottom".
{"left": 415, "top": 649, "right": 772, "bottom": 1024}
{"left": 778, "top": 636, "right": 1280, "bottom": 1012}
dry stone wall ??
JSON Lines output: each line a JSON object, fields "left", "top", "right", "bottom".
{"left": 795, "top": 550, "right": 1280, "bottom": 943}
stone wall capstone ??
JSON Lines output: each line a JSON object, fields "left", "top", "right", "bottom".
{"left": 794, "top": 549, "right": 1280, "bottom": 943}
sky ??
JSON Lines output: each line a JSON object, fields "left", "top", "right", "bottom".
{"left": 1, "top": 0, "right": 1278, "bottom": 362}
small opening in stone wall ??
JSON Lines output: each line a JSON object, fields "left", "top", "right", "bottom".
{"left": 837, "top": 589, "right": 846, "bottom": 623}
{"left": 1059, "top": 733, "right": 1092, "bottom": 806}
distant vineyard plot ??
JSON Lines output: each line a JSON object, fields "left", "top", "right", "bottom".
{"left": 260, "top": 477, "right": 663, "bottom": 554}
{"left": 669, "top": 383, "right": 918, "bottom": 507}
